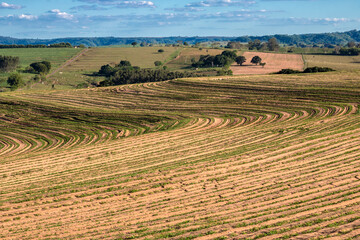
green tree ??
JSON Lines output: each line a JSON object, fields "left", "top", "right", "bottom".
{"left": 99, "top": 64, "right": 114, "bottom": 76}
{"left": 7, "top": 73, "right": 23, "bottom": 90}
{"left": 251, "top": 56, "right": 262, "bottom": 65}
{"left": 118, "top": 60, "right": 132, "bottom": 67}
{"left": 235, "top": 56, "right": 246, "bottom": 65}
{"left": 0, "top": 55, "right": 19, "bottom": 72}
{"left": 248, "top": 39, "right": 261, "bottom": 50}
{"left": 268, "top": 38, "right": 279, "bottom": 51}
{"left": 30, "top": 62, "right": 49, "bottom": 74}
{"left": 131, "top": 42, "right": 137, "bottom": 47}
{"left": 221, "top": 50, "right": 237, "bottom": 61}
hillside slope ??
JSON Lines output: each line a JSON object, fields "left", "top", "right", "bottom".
{"left": 1, "top": 29, "right": 359, "bottom": 46}
{"left": 0, "top": 72, "right": 360, "bottom": 239}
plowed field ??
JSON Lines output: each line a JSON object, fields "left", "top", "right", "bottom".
{"left": 231, "top": 52, "right": 304, "bottom": 75}
{"left": 0, "top": 71, "right": 360, "bottom": 239}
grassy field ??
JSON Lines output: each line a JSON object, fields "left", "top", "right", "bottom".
{"left": 60, "top": 46, "right": 181, "bottom": 72}
{"left": 165, "top": 48, "right": 225, "bottom": 71}
{"left": 0, "top": 48, "right": 82, "bottom": 69}
{"left": 45, "top": 46, "right": 182, "bottom": 89}
{"left": 0, "top": 48, "right": 82, "bottom": 89}
{"left": 304, "top": 54, "right": 360, "bottom": 71}
{"left": 0, "top": 69, "right": 359, "bottom": 239}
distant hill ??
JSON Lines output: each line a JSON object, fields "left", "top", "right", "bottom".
{"left": 0, "top": 29, "right": 359, "bottom": 47}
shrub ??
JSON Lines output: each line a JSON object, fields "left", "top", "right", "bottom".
{"left": 276, "top": 69, "right": 302, "bottom": 74}
{"left": 276, "top": 67, "right": 334, "bottom": 74}
{"left": 154, "top": 61, "right": 162, "bottom": 67}
{"left": 30, "top": 62, "right": 48, "bottom": 74}
{"left": 7, "top": 73, "right": 23, "bottom": 90}
{"left": 303, "top": 66, "right": 335, "bottom": 73}
{"left": 118, "top": 60, "right": 131, "bottom": 67}
{"left": 158, "top": 49, "right": 165, "bottom": 53}
{"left": 29, "top": 61, "right": 52, "bottom": 74}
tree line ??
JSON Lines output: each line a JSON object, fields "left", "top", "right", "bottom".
{"left": 191, "top": 50, "right": 264, "bottom": 68}
{"left": 0, "top": 42, "right": 78, "bottom": 49}
{"left": 97, "top": 61, "right": 207, "bottom": 87}
{"left": 191, "top": 50, "right": 238, "bottom": 68}
{"left": 226, "top": 38, "right": 280, "bottom": 51}
{"left": 276, "top": 67, "right": 335, "bottom": 74}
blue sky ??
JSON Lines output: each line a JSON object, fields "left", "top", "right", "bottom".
{"left": 0, "top": 0, "right": 359, "bottom": 38}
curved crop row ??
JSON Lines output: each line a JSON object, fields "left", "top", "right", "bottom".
{"left": 0, "top": 71, "right": 359, "bottom": 239}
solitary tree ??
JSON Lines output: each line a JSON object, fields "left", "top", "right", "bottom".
{"left": 235, "top": 56, "right": 246, "bottom": 66}
{"left": 131, "top": 42, "right": 137, "bottom": 47}
{"left": 7, "top": 73, "right": 23, "bottom": 90}
{"left": 251, "top": 56, "right": 262, "bottom": 65}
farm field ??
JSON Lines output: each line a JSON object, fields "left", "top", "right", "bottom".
{"left": 231, "top": 52, "right": 304, "bottom": 75}
{"left": 58, "top": 46, "right": 181, "bottom": 72}
{"left": 0, "top": 70, "right": 360, "bottom": 239}
{"left": 304, "top": 54, "right": 360, "bottom": 71}
{"left": 165, "top": 48, "right": 225, "bottom": 71}
{"left": 0, "top": 48, "right": 82, "bottom": 69}
{"left": 46, "top": 46, "right": 182, "bottom": 89}
{"left": 0, "top": 48, "right": 83, "bottom": 89}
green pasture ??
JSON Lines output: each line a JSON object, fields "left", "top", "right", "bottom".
{"left": 0, "top": 48, "right": 82, "bottom": 69}
{"left": 0, "top": 48, "right": 82, "bottom": 90}
{"left": 304, "top": 54, "right": 360, "bottom": 71}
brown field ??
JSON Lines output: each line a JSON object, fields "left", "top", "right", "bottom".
{"left": 1, "top": 70, "right": 360, "bottom": 239}
{"left": 231, "top": 52, "right": 304, "bottom": 75}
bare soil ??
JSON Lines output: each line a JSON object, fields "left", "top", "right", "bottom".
{"left": 231, "top": 52, "right": 304, "bottom": 75}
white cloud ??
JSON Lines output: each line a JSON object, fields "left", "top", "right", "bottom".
{"left": 287, "top": 17, "right": 351, "bottom": 25}
{"left": 77, "top": 0, "right": 155, "bottom": 8}
{"left": 0, "top": 2, "right": 22, "bottom": 9}
{"left": 116, "top": 1, "right": 155, "bottom": 8}
{"left": 50, "top": 9, "right": 75, "bottom": 20}
{"left": 186, "top": 0, "right": 256, "bottom": 8}
{"left": 18, "top": 14, "right": 38, "bottom": 20}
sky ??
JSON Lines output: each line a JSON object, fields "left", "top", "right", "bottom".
{"left": 0, "top": 0, "right": 359, "bottom": 39}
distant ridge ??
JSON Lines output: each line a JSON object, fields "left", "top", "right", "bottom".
{"left": 0, "top": 29, "right": 359, "bottom": 47}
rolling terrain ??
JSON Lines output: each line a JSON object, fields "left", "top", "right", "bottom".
{"left": 0, "top": 69, "right": 360, "bottom": 239}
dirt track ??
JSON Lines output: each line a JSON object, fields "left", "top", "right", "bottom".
{"left": 231, "top": 52, "right": 304, "bottom": 75}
